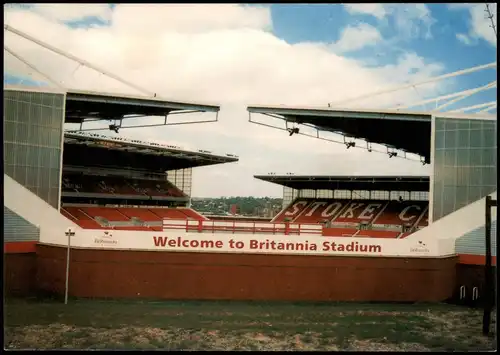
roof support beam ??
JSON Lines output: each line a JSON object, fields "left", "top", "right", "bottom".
{"left": 434, "top": 81, "right": 497, "bottom": 111}
{"left": 328, "top": 62, "right": 497, "bottom": 107}
{"left": 449, "top": 101, "right": 497, "bottom": 113}
{"left": 478, "top": 104, "right": 497, "bottom": 113}
{"left": 4, "top": 24, "right": 154, "bottom": 97}
{"left": 4, "top": 45, "right": 66, "bottom": 90}
{"left": 391, "top": 81, "right": 496, "bottom": 110}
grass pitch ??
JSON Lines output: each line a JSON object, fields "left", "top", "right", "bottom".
{"left": 4, "top": 298, "right": 496, "bottom": 351}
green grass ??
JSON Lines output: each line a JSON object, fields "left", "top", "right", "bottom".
{"left": 4, "top": 298, "right": 496, "bottom": 351}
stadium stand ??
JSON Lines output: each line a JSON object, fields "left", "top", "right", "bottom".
{"left": 61, "top": 162, "right": 430, "bottom": 236}
{"left": 58, "top": 132, "right": 237, "bottom": 230}
{"left": 259, "top": 175, "right": 431, "bottom": 239}
{"left": 272, "top": 197, "right": 429, "bottom": 238}
{"left": 372, "top": 200, "right": 428, "bottom": 227}
{"left": 62, "top": 173, "right": 186, "bottom": 198}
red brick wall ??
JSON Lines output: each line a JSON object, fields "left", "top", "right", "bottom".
{"left": 34, "top": 244, "right": 458, "bottom": 302}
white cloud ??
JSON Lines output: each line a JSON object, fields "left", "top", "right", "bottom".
{"left": 332, "top": 23, "right": 383, "bottom": 53}
{"left": 344, "top": 4, "right": 387, "bottom": 20}
{"left": 392, "top": 4, "right": 435, "bottom": 40}
{"left": 343, "top": 4, "right": 435, "bottom": 40}
{"left": 4, "top": 4, "right": 444, "bottom": 197}
{"left": 470, "top": 3, "right": 495, "bottom": 47}
{"left": 449, "top": 3, "right": 497, "bottom": 47}
{"left": 28, "top": 4, "right": 113, "bottom": 22}
{"left": 111, "top": 4, "right": 272, "bottom": 34}
{"left": 456, "top": 33, "right": 474, "bottom": 45}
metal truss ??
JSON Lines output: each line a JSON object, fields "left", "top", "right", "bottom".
{"left": 248, "top": 111, "right": 426, "bottom": 164}
{"left": 249, "top": 59, "right": 496, "bottom": 163}
{"left": 4, "top": 24, "right": 153, "bottom": 96}
{"left": 4, "top": 24, "right": 219, "bottom": 131}
{"left": 69, "top": 110, "right": 219, "bottom": 132}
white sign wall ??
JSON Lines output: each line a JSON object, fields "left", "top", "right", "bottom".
{"left": 41, "top": 228, "right": 456, "bottom": 258}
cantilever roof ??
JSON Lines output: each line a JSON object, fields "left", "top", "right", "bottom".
{"left": 64, "top": 132, "right": 238, "bottom": 171}
{"left": 4, "top": 85, "right": 220, "bottom": 124}
{"left": 65, "top": 89, "right": 220, "bottom": 124}
{"left": 254, "top": 174, "right": 430, "bottom": 192}
{"left": 247, "top": 105, "right": 496, "bottom": 164}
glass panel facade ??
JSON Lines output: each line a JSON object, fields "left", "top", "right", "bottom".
{"left": 3, "top": 89, "right": 65, "bottom": 209}
{"left": 4, "top": 206, "right": 40, "bottom": 242}
{"left": 282, "top": 186, "right": 299, "bottom": 209}
{"left": 432, "top": 117, "right": 497, "bottom": 222}
{"left": 166, "top": 168, "right": 193, "bottom": 197}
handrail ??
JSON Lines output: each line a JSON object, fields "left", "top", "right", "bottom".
{"left": 161, "top": 219, "right": 323, "bottom": 235}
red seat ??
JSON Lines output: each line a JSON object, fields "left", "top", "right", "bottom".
{"left": 293, "top": 199, "right": 350, "bottom": 224}
{"left": 272, "top": 199, "right": 311, "bottom": 222}
{"left": 64, "top": 207, "right": 94, "bottom": 221}
{"left": 356, "top": 230, "right": 400, "bottom": 239}
{"left": 113, "top": 226, "right": 152, "bottom": 231}
{"left": 81, "top": 207, "right": 129, "bottom": 221}
{"left": 150, "top": 208, "right": 190, "bottom": 220}
{"left": 61, "top": 208, "right": 77, "bottom": 221}
{"left": 373, "top": 201, "right": 428, "bottom": 227}
{"left": 178, "top": 208, "right": 207, "bottom": 221}
{"left": 322, "top": 228, "right": 357, "bottom": 237}
{"left": 118, "top": 208, "right": 161, "bottom": 222}
{"left": 417, "top": 209, "right": 429, "bottom": 227}
{"left": 331, "top": 200, "right": 386, "bottom": 224}
{"left": 75, "top": 219, "right": 106, "bottom": 229}
{"left": 62, "top": 207, "right": 104, "bottom": 229}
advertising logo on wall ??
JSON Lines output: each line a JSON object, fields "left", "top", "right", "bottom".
{"left": 94, "top": 231, "right": 118, "bottom": 245}
{"left": 410, "top": 240, "right": 430, "bottom": 254}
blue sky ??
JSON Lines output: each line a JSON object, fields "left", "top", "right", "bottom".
{"left": 269, "top": 3, "right": 496, "bottom": 112}
{"left": 272, "top": 4, "right": 495, "bottom": 66}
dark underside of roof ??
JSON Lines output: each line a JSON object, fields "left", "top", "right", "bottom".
{"left": 247, "top": 107, "right": 432, "bottom": 163}
{"left": 63, "top": 143, "right": 236, "bottom": 172}
{"left": 287, "top": 114, "right": 430, "bottom": 161}
{"left": 64, "top": 91, "right": 219, "bottom": 124}
{"left": 254, "top": 175, "right": 430, "bottom": 192}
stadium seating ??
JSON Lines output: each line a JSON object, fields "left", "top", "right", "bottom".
{"left": 61, "top": 206, "right": 206, "bottom": 230}
{"left": 112, "top": 226, "right": 152, "bottom": 231}
{"left": 273, "top": 197, "right": 429, "bottom": 239}
{"left": 372, "top": 200, "right": 428, "bottom": 227}
{"left": 356, "top": 230, "right": 401, "bottom": 239}
{"left": 60, "top": 171, "right": 196, "bottom": 230}
{"left": 62, "top": 173, "right": 186, "bottom": 198}
{"left": 62, "top": 207, "right": 106, "bottom": 229}
{"left": 322, "top": 227, "right": 358, "bottom": 237}
{"left": 149, "top": 208, "right": 193, "bottom": 220}
{"left": 81, "top": 207, "right": 130, "bottom": 221}
{"left": 60, "top": 208, "right": 77, "bottom": 221}
{"left": 416, "top": 209, "right": 429, "bottom": 227}
{"left": 177, "top": 208, "right": 209, "bottom": 221}
{"left": 118, "top": 208, "right": 162, "bottom": 222}
{"left": 329, "top": 199, "right": 387, "bottom": 224}
{"left": 60, "top": 196, "right": 428, "bottom": 237}
{"left": 292, "top": 199, "right": 351, "bottom": 224}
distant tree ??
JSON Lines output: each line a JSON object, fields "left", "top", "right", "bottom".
{"left": 190, "top": 196, "right": 283, "bottom": 216}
